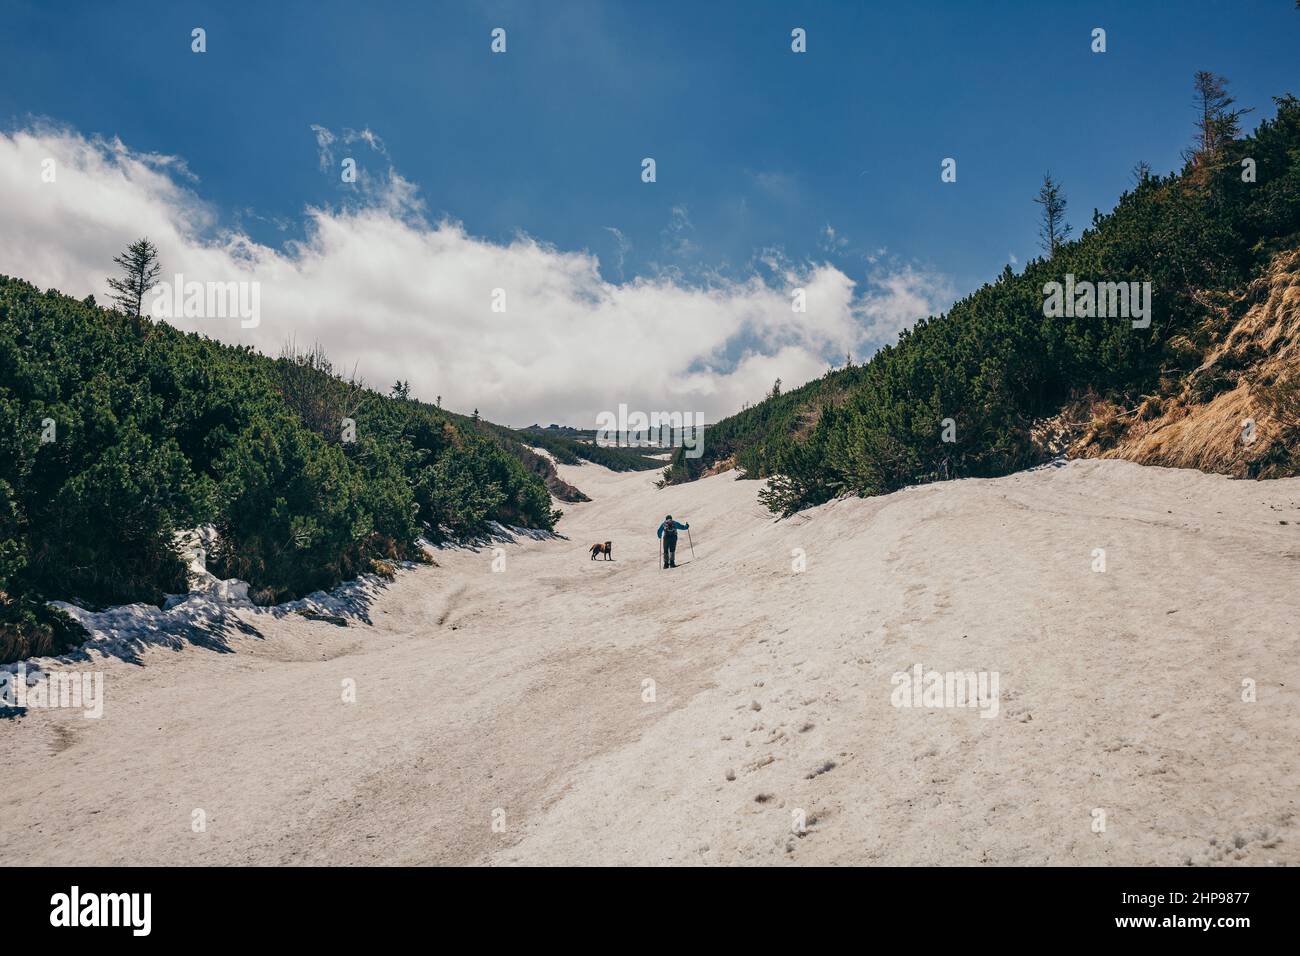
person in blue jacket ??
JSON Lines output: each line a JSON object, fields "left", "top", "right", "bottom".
{"left": 657, "top": 514, "right": 689, "bottom": 569}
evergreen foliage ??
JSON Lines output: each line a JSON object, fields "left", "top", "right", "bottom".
{"left": 665, "top": 94, "right": 1300, "bottom": 517}
{"left": 0, "top": 281, "right": 559, "bottom": 658}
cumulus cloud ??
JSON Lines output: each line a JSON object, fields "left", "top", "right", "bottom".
{"left": 856, "top": 266, "right": 957, "bottom": 343}
{"left": 0, "top": 122, "right": 956, "bottom": 427}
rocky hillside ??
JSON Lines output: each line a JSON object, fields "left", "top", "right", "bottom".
{"left": 1073, "top": 247, "right": 1300, "bottom": 478}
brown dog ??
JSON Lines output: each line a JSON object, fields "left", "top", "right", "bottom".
{"left": 589, "top": 541, "right": 613, "bottom": 560}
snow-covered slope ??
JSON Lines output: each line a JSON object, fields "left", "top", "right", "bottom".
{"left": 2, "top": 458, "right": 1297, "bottom": 865}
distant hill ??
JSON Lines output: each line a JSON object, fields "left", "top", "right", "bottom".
{"left": 504, "top": 423, "right": 667, "bottom": 472}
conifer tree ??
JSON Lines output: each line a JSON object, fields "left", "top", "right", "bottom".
{"left": 107, "top": 238, "right": 161, "bottom": 317}
{"left": 1034, "top": 173, "right": 1072, "bottom": 256}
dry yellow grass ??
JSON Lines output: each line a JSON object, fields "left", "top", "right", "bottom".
{"left": 1074, "top": 247, "right": 1300, "bottom": 477}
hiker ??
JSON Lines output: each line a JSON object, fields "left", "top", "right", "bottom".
{"left": 657, "top": 514, "right": 689, "bottom": 569}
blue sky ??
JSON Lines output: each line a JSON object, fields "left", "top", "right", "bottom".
{"left": 1, "top": 1, "right": 1298, "bottom": 424}
{"left": 4, "top": 0, "right": 1296, "bottom": 289}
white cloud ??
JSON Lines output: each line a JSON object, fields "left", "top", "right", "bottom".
{"left": 0, "top": 122, "right": 956, "bottom": 427}
{"left": 660, "top": 204, "right": 698, "bottom": 258}
{"left": 602, "top": 225, "right": 630, "bottom": 279}
{"left": 341, "top": 127, "right": 388, "bottom": 157}
{"left": 856, "top": 265, "right": 957, "bottom": 343}
{"left": 819, "top": 222, "right": 849, "bottom": 253}
{"left": 309, "top": 124, "right": 336, "bottom": 173}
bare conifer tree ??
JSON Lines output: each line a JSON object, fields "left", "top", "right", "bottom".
{"left": 1034, "top": 173, "right": 1072, "bottom": 256}
{"left": 107, "top": 237, "right": 161, "bottom": 317}
{"left": 1185, "top": 71, "right": 1252, "bottom": 168}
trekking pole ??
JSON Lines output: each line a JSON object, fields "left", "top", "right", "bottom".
{"left": 687, "top": 527, "right": 695, "bottom": 561}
